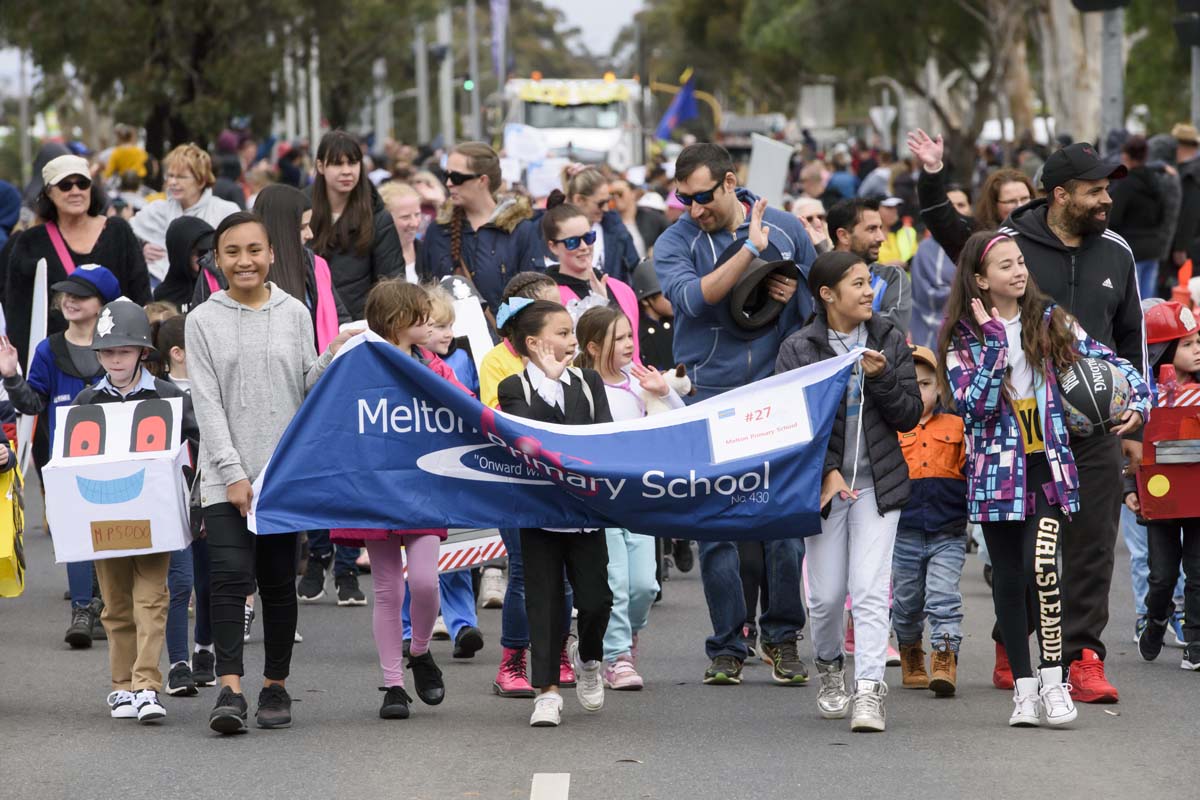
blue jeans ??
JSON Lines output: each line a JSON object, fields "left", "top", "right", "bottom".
{"left": 1122, "top": 506, "right": 1186, "bottom": 615}
{"left": 166, "top": 539, "right": 213, "bottom": 664}
{"left": 891, "top": 528, "right": 966, "bottom": 651}
{"left": 602, "top": 528, "right": 659, "bottom": 661}
{"left": 401, "top": 569, "right": 478, "bottom": 639}
{"left": 67, "top": 560, "right": 95, "bottom": 609}
{"left": 1135, "top": 259, "right": 1159, "bottom": 301}
{"left": 698, "top": 537, "right": 806, "bottom": 659}
{"left": 306, "top": 529, "right": 359, "bottom": 576}
{"left": 498, "top": 528, "right": 572, "bottom": 649}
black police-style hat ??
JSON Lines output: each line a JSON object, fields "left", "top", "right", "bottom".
{"left": 729, "top": 258, "right": 801, "bottom": 331}
{"left": 1041, "top": 142, "right": 1127, "bottom": 192}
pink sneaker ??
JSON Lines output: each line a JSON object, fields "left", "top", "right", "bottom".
{"left": 844, "top": 613, "right": 856, "bottom": 656}
{"left": 604, "top": 655, "right": 644, "bottom": 691}
{"left": 492, "top": 647, "right": 535, "bottom": 698}
{"left": 559, "top": 642, "right": 577, "bottom": 688}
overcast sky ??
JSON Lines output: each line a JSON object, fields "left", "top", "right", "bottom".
{"left": 543, "top": 0, "right": 643, "bottom": 56}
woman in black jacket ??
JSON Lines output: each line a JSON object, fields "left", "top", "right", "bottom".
{"left": 1109, "top": 135, "right": 1165, "bottom": 300}
{"left": 308, "top": 131, "right": 403, "bottom": 317}
{"left": 775, "top": 251, "right": 922, "bottom": 734}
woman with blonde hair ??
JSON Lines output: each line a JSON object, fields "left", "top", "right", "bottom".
{"left": 558, "top": 164, "right": 639, "bottom": 283}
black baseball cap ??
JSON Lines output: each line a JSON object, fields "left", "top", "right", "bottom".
{"left": 1041, "top": 142, "right": 1127, "bottom": 192}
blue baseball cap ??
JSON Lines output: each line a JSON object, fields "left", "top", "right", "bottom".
{"left": 51, "top": 263, "right": 121, "bottom": 304}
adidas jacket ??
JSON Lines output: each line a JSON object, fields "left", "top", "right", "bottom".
{"left": 1000, "top": 199, "right": 1146, "bottom": 377}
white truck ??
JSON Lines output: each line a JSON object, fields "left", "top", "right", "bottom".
{"left": 502, "top": 77, "right": 643, "bottom": 172}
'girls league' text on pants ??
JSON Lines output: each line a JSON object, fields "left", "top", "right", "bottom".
{"left": 980, "top": 454, "right": 1066, "bottom": 678}
{"left": 806, "top": 487, "right": 899, "bottom": 682}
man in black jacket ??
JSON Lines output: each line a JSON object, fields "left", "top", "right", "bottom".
{"left": 999, "top": 142, "right": 1144, "bottom": 704}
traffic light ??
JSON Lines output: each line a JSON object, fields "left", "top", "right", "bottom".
{"left": 462, "top": 76, "right": 475, "bottom": 92}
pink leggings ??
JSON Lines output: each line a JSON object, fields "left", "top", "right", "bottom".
{"left": 365, "top": 535, "right": 441, "bottom": 687}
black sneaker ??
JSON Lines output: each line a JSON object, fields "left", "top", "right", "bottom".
{"left": 335, "top": 573, "right": 367, "bottom": 606}
{"left": 209, "top": 686, "right": 248, "bottom": 734}
{"left": 1138, "top": 616, "right": 1169, "bottom": 662}
{"left": 762, "top": 638, "right": 810, "bottom": 685}
{"left": 379, "top": 686, "right": 413, "bottom": 719}
{"left": 192, "top": 650, "right": 216, "bottom": 686}
{"left": 297, "top": 557, "right": 328, "bottom": 602}
{"left": 407, "top": 651, "right": 445, "bottom": 705}
{"left": 452, "top": 625, "right": 484, "bottom": 659}
{"left": 1181, "top": 642, "right": 1200, "bottom": 671}
{"left": 403, "top": 638, "right": 412, "bottom": 659}
{"left": 166, "top": 662, "right": 198, "bottom": 696}
{"left": 256, "top": 684, "right": 293, "bottom": 729}
{"left": 703, "top": 655, "right": 744, "bottom": 685}
{"left": 65, "top": 606, "right": 93, "bottom": 649}
{"left": 89, "top": 597, "right": 107, "bottom": 640}
{"left": 672, "top": 539, "right": 695, "bottom": 573}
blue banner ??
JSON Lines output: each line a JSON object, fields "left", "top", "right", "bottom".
{"left": 250, "top": 335, "right": 858, "bottom": 542}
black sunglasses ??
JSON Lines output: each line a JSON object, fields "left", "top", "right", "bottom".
{"left": 676, "top": 179, "right": 724, "bottom": 207}
{"left": 803, "top": 213, "right": 827, "bottom": 223}
{"left": 56, "top": 177, "right": 92, "bottom": 192}
{"left": 552, "top": 230, "right": 597, "bottom": 251}
{"left": 446, "top": 170, "right": 480, "bottom": 186}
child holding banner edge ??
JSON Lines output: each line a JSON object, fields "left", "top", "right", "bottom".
{"left": 575, "top": 305, "right": 682, "bottom": 690}
{"left": 775, "top": 250, "right": 923, "bottom": 733}
{"left": 498, "top": 299, "right": 615, "bottom": 727}
{"left": 331, "top": 279, "right": 473, "bottom": 721}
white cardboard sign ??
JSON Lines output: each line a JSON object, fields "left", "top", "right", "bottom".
{"left": 44, "top": 398, "right": 191, "bottom": 563}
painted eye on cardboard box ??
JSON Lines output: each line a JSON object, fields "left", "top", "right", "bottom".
{"left": 130, "top": 399, "right": 173, "bottom": 453}
{"left": 64, "top": 405, "right": 106, "bottom": 458}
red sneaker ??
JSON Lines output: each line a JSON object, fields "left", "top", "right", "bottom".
{"left": 492, "top": 647, "right": 535, "bottom": 698}
{"left": 1069, "top": 648, "right": 1118, "bottom": 703}
{"left": 992, "top": 642, "right": 1014, "bottom": 690}
{"left": 559, "top": 641, "right": 577, "bottom": 688}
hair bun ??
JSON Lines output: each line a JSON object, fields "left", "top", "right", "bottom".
{"left": 546, "top": 189, "right": 566, "bottom": 209}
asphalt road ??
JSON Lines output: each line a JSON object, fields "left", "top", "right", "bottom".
{"left": 1, "top": 480, "right": 1193, "bottom": 800}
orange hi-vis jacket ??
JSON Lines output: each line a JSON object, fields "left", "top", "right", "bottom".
{"left": 897, "top": 412, "right": 969, "bottom": 534}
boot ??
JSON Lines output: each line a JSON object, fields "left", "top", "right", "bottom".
{"left": 992, "top": 642, "right": 1014, "bottom": 690}
{"left": 899, "top": 642, "right": 929, "bottom": 689}
{"left": 929, "top": 647, "right": 958, "bottom": 697}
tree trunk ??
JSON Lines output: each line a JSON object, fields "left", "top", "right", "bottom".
{"left": 1006, "top": 21, "right": 1036, "bottom": 141}
{"left": 1034, "top": 0, "right": 1102, "bottom": 144}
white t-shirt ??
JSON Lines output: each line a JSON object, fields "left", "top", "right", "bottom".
{"left": 1003, "top": 313, "right": 1045, "bottom": 453}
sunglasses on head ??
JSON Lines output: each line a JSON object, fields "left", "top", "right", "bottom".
{"left": 552, "top": 230, "right": 598, "bottom": 251}
{"left": 446, "top": 170, "right": 480, "bottom": 186}
{"left": 56, "top": 176, "right": 92, "bottom": 192}
{"left": 676, "top": 179, "right": 724, "bottom": 207}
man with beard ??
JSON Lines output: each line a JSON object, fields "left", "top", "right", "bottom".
{"left": 655, "top": 142, "right": 816, "bottom": 687}
{"left": 999, "top": 141, "right": 1144, "bottom": 704}
{"left": 826, "top": 197, "right": 912, "bottom": 334}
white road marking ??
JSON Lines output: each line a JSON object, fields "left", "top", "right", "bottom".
{"left": 530, "top": 772, "right": 570, "bottom": 800}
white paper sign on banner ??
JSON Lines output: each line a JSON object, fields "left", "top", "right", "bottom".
{"left": 525, "top": 158, "right": 572, "bottom": 201}
{"left": 706, "top": 386, "right": 813, "bottom": 465}
{"left": 745, "top": 133, "right": 796, "bottom": 208}
{"left": 503, "top": 123, "right": 549, "bottom": 164}
{"left": 43, "top": 398, "right": 191, "bottom": 563}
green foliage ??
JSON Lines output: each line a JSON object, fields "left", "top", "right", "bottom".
{"left": 1125, "top": 0, "right": 1192, "bottom": 132}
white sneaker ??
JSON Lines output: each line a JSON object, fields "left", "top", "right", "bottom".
{"left": 107, "top": 690, "right": 137, "bottom": 719}
{"left": 294, "top": 629, "right": 304, "bottom": 643}
{"left": 480, "top": 567, "right": 506, "bottom": 609}
{"left": 133, "top": 689, "right": 166, "bottom": 723}
{"left": 1009, "top": 677, "right": 1041, "bottom": 727}
{"left": 570, "top": 639, "right": 604, "bottom": 711}
{"left": 850, "top": 679, "right": 887, "bottom": 732}
{"left": 1039, "top": 667, "right": 1077, "bottom": 726}
{"left": 815, "top": 658, "right": 851, "bottom": 719}
{"left": 432, "top": 616, "right": 450, "bottom": 640}
{"left": 530, "top": 692, "right": 563, "bottom": 727}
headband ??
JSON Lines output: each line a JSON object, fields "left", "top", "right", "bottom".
{"left": 495, "top": 297, "right": 535, "bottom": 329}
{"left": 979, "top": 234, "right": 1010, "bottom": 265}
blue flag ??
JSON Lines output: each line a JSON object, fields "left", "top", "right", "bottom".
{"left": 250, "top": 335, "right": 857, "bottom": 542}
{"left": 654, "top": 74, "right": 699, "bottom": 141}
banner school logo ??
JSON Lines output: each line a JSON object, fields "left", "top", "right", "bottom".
{"left": 250, "top": 333, "right": 860, "bottom": 542}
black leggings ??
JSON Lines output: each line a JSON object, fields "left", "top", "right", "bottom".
{"left": 1145, "top": 521, "right": 1200, "bottom": 642}
{"left": 980, "top": 455, "right": 1065, "bottom": 679}
{"left": 737, "top": 540, "right": 770, "bottom": 627}
{"left": 520, "top": 528, "right": 613, "bottom": 688}
{"left": 205, "top": 503, "right": 299, "bottom": 681}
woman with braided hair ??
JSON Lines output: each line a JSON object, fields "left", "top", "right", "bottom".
{"left": 417, "top": 142, "right": 544, "bottom": 313}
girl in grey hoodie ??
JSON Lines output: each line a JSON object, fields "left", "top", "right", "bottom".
{"left": 186, "top": 210, "right": 355, "bottom": 734}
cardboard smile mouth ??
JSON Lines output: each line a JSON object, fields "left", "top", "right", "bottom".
{"left": 76, "top": 469, "right": 146, "bottom": 505}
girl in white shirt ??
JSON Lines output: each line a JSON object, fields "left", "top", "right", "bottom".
{"left": 575, "top": 306, "right": 683, "bottom": 690}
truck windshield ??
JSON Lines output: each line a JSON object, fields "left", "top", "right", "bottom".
{"left": 525, "top": 102, "right": 622, "bottom": 129}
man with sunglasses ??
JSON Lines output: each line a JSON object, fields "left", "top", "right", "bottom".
{"left": 655, "top": 142, "right": 817, "bottom": 688}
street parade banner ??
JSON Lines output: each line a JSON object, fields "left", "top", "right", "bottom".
{"left": 250, "top": 333, "right": 858, "bottom": 542}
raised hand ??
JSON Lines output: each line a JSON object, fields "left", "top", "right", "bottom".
{"left": 906, "top": 129, "right": 944, "bottom": 172}
{"left": 529, "top": 338, "right": 571, "bottom": 381}
{"left": 798, "top": 212, "right": 829, "bottom": 250}
{"left": 630, "top": 363, "right": 670, "bottom": 397}
{"left": 970, "top": 298, "right": 1001, "bottom": 328}
{"left": 749, "top": 197, "right": 769, "bottom": 252}
{"left": 0, "top": 337, "right": 20, "bottom": 378}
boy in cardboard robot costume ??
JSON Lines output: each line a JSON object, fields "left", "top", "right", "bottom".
{"left": 47, "top": 299, "right": 197, "bottom": 723}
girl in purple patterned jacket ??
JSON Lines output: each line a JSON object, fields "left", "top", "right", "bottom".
{"left": 937, "top": 230, "right": 1149, "bottom": 729}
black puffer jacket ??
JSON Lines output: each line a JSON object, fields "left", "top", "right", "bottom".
{"left": 775, "top": 313, "right": 923, "bottom": 514}
{"left": 1109, "top": 165, "right": 1164, "bottom": 262}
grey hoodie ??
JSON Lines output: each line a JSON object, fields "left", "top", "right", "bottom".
{"left": 185, "top": 283, "right": 333, "bottom": 507}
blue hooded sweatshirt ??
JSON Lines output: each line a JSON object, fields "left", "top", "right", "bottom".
{"left": 654, "top": 188, "right": 816, "bottom": 401}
